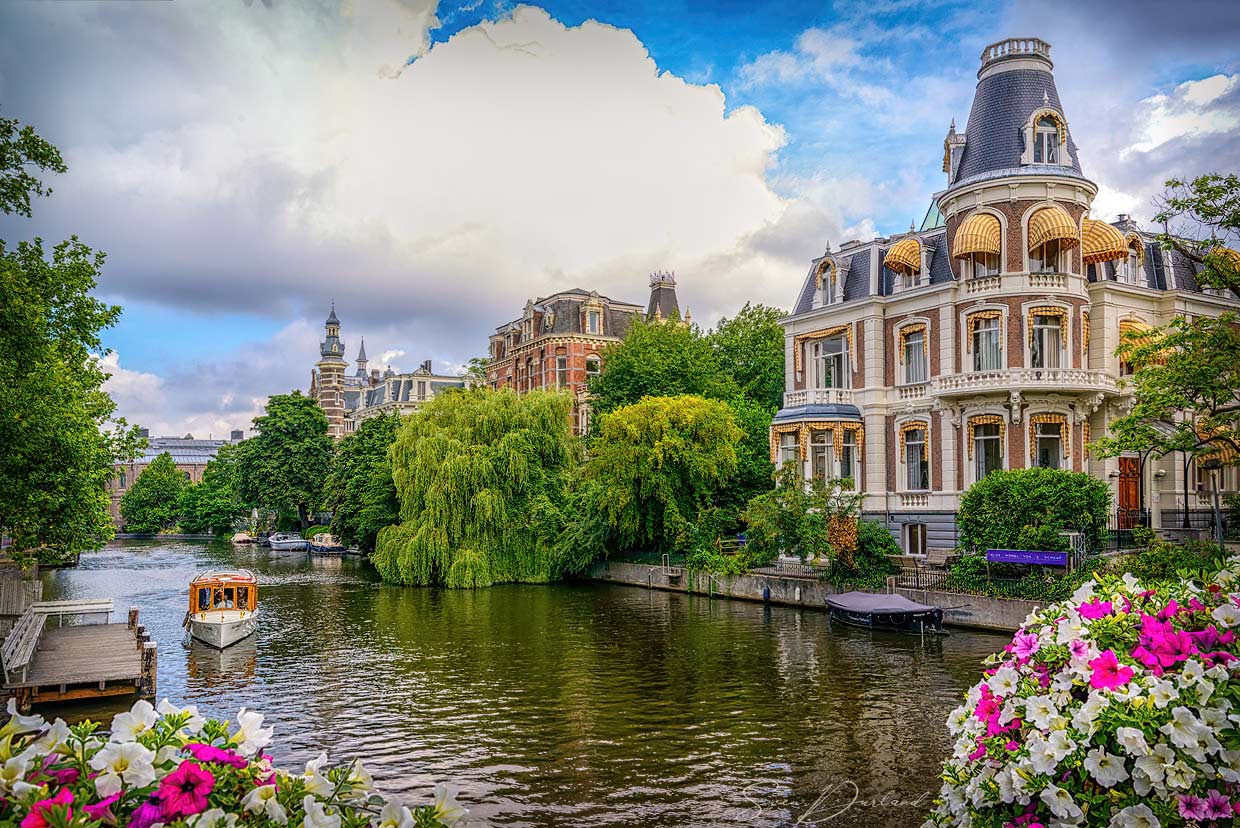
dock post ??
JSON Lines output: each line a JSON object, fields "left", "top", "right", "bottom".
{"left": 135, "top": 625, "right": 146, "bottom": 650}
{"left": 128, "top": 607, "right": 139, "bottom": 629}
{"left": 140, "top": 642, "right": 157, "bottom": 697}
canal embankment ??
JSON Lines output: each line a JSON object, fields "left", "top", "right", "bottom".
{"left": 588, "top": 560, "right": 1036, "bottom": 633}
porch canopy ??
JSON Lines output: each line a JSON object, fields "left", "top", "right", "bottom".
{"left": 952, "top": 212, "right": 1001, "bottom": 259}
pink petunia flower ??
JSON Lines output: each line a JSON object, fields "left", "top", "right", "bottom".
{"left": 21, "top": 788, "right": 72, "bottom": 828}
{"left": 129, "top": 797, "right": 164, "bottom": 828}
{"left": 1178, "top": 794, "right": 1209, "bottom": 820}
{"left": 1088, "top": 649, "right": 1134, "bottom": 690}
{"left": 84, "top": 793, "right": 121, "bottom": 822}
{"left": 157, "top": 761, "right": 215, "bottom": 819}
{"left": 1204, "top": 789, "right": 1235, "bottom": 820}
{"left": 1078, "top": 599, "right": 1112, "bottom": 620}
{"left": 184, "top": 743, "right": 248, "bottom": 769}
{"left": 37, "top": 755, "right": 79, "bottom": 785}
{"left": 1012, "top": 632, "right": 1040, "bottom": 659}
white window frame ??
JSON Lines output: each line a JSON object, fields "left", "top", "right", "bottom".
{"left": 585, "top": 355, "right": 601, "bottom": 377}
{"left": 1029, "top": 314, "right": 1063, "bottom": 370}
{"left": 973, "top": 422, "right": 1004, "bottom": 483}
{"left": 971, "top": 317, "right": 1003, "bottom": 372}
{"left": 1034, "top": 422, "right": 1063, "bottom": 470}
{"left": 810, "top": 431, "right": 833, "bottom": 482}
{"left": 1029, "top": 239, "right": 1069, "bottom": 274}
{"left": 586, "top": 310, "right": 601, "bottom": 334}
{"left": 902, "top": 329, "right": 928, "bottom": 385}
{"left": 555, "top": 355, "right": 568, "bottom": 389}
{"left": 903, "top": 426, "right": 930, "bottom": 491}
{"left": 904, "top": 523, "right": 928, "bottom": 558}
{"left": 810, "top": 336, "right": 850, "bottom": 389}
{"left": 961, "top": 251, "right": 1001, "bottom": 280}
{"left": 1033, "top": 117, "right": 1060, "bottom": 164}
{"left": 778, "top": 432, "right": 799, "bottom": 472}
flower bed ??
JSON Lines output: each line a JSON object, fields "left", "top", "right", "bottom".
{"left": 925, "top": 556, "right": 1240, "bottom": 827}
{"left": 0, "top": 700, "right": 467, "bottom": 828}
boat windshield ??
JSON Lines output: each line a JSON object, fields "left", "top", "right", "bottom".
{"left": 192, "top": 580, "right": 256, "bottom": 613}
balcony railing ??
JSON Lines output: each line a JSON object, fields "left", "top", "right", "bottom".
{"left": 962, "top": 271, "right": 1080, "bottom": 296}
{"left": 931, "top": 368, "right": 1118, "bottom": 397}
{"left": 782, "top": 387, "right": 855, "bottom": 408}
{"left": 897, "top": 383, "right": 928, "bottom": 401}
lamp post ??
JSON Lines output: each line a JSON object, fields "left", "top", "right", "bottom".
{"left": 1203, "top": 457, "right": 1224, "bottom": 554}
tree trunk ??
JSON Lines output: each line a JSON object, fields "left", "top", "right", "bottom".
{"left": 298, "top": 504, "right": 309, "bottom": 531}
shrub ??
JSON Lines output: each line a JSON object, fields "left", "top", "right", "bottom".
{"left": 1130, "top": 524, "right": 1156, "bottom": 548}
{"left": 741, "top": 465, "right": 861, "bottom": 564}
{"left": 822, "top": 520, "right": 900, "bottom": 589}
{"left": 957, "top": 468, "right": 1111, "bottom": 555}
{"left": 1109, "top": 538, "right": 1223, "bottom": 584}
{"left": 302, "top": 524, "right": 330, "bottom": 539}
{"left": 0, "top": 699, "right": 467, "bottom": 828}
{"left": 925, "top": 557, "right": 1240, "bottom": 827}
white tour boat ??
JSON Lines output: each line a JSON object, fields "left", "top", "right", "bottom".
{"left": 268, "top": 532, "right": 308, "bottom": 551}
{"left": 184, "top": 569, "right": 259, "bottom": 649}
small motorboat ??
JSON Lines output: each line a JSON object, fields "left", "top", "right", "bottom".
{"left": 308, "top": 533, "right": 346, "bottom": 555}
{"left": 184, "top": 569, "right": 259, "bottom": 649}
{"left": 268, "top": 532, "right": 308, "bottom": 551}
{"left": 826, "top": 591, "right": 948, "bottom": 635}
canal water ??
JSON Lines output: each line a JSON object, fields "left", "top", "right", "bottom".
{"left": 41, "top": 541, "right": 1005, "bottom": 828}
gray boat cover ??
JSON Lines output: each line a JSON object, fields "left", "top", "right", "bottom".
{"left": 827, "top": 591, "right": 938, "bottom": 614}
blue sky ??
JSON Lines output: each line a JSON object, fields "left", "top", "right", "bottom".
{"left": 0, "top": 0, "right": 1236, "bottom": 435}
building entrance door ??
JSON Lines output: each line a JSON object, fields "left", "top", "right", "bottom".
{"left": 1117, "top": 456, "right": 1141, "bottom": 529}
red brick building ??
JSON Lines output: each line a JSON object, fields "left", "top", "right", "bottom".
{"left": 486, "top": 273, "right": 683, "bottom": 433}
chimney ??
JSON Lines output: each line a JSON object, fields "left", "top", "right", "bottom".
{"left": 230, "top": 430, "right": 244, "bottom": 442}
{"left": 421, "top": 359, "right": 432, "bottom": 374}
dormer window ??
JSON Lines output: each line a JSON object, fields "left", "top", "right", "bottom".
{"left": 1033, "top": 117, "right": 1060, "bottom": 164}
{"left": 587, "top": 310, "right": 601, "bottom": 334}
{"left": 815, "top": 260, "right": 839, "bottom": 307}
{"left": 820, "top": 273, "right": 838, "bottom": 306}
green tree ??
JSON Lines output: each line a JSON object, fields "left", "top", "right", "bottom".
{"left": 234, "top": 392, "right": 333, "bottom": 530}
{"left": 373, "top": 389, "right": 578, "bottom": 588}
{"left": 0, "top": 116, "right": 141, "bottom": 564}
{"left": 1, "top": 113, "right": 66, "bottom": 217}
{"left": 179, "top": 444, "right": 245, "bottom": 535}
{"left": 120, "top": 453, "right": 188, "bottom": 534}
{"left": 579, "top": 395, "right": 741, "bottom": 555}
{"left": 706, "top": 302, "right": 786, "bottom": 411}
{"left": 956, "top": 468, "right": 1111, "bottom": 556}
{"left": 1154, "top": 173, "right": 1240, "bottom": 292}
{"left": 321, "top": 414, "right": 400, "bottom": 553}
{"left": 465, "top": 356, "right": 489, "bottom": 382}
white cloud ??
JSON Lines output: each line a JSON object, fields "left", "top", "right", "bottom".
{"left": 378, "top": 349, "right": 406, "bottom": 368}
{"left": 1123, "top": 74, "right": 1240, "bottom": 156}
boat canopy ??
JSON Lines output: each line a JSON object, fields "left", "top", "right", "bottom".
{"left": 826, "top": 591, "right": 938, "bottom": 614}
{"left": 189, "top": 570, "right": 258, "bottom": 614}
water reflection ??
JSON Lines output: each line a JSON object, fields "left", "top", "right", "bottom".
{"left": 41, "top": 541, "right": 1004, "bottom": 828}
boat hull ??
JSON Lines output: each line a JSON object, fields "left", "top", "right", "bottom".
{"left": 826, "top": 605, "right": 947, "bottom": 635}
{"left": 188, "top": 610, "right": 259, "bottom": 649}
{"left": 269, "top": 539, "right": 308, "bottom": 551}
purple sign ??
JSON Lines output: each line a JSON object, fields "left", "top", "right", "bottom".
{"left": 986, "top": 549, "right": 1069, "bottom": 566}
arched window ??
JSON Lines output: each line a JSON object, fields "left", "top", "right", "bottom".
{"left": 1119, "top": 238, "right": 1143, "bottom": 285}
{"left": 1033, "top": 117, "right": 1060, "bottom": 164}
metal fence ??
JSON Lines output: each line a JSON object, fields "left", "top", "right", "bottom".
{"left": 749, "top": 560, "right": 830, "bottom": 580}
{"left": 1106, "top": 509, "right": 1151, "bottom": 551}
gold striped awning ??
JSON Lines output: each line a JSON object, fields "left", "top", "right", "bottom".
{"left": 884, "top": 237, "right": 921, "bottom": 275}
{"left": 1082, "top": 218, "right": 1128, "bottom": 265}
{"left": 965, "top": 309, "right": 1002, "bottom": 351}
{"left": 1210, "top": 247, "right": 1240, "bottom": 271}
{"left": 1125, "top": 232, "right": 1145, "bottom": 262}
{"left": 1082, "top": 310, "right": 1090, "bottom": 351}
{"left": 1198, "top": 423, "right": 1239, "bottom": 465}
{"left": 1028, "top": 205, "right": 1079, "bottom": 251}
{"left": 1029, "top": 413, "right": 1070, "bottom": 459}
{"left": 1033, "top": 109, "right": 1068, "bottom": 146}
{"left": 952, "top": 212, "right": 1002, "bottom": 259}
{"left": 792, "top": 324, "right": 853, "bottom": 373}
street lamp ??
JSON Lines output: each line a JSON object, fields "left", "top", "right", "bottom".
{"left": 1203, "top": 457, "right": 1224, "bottom": 554}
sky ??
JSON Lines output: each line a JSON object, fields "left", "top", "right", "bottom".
{"left": 1, "top": 0, "right": 1238, "bottom": 438}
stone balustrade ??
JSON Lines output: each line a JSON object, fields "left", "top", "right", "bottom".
{"left": 931, "top": 367, "right": 1118, "bottom": 397}
{"left": 782, "top": 387, "right": 855, "bottom": 407}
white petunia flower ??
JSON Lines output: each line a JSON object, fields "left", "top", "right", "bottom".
{"left": 946, "top": 706, "right": 970, "bottom": 735}
{"left": 1071, "top": 579, "right": 1097, "bottom": 604}
{"left": 3, "top": 699, "right": 44, "bottom": 735}
{"left": 189, "top": 809, "right": 238, "bottom": 828}
{"left": 1212, "top": 603, "right": 1240, "bottom": 627}
{"left": 1040, "top": 784, "right": 1083, "bottom": 821}
{"left": 1160, "top": 706, "right": 1207, "bottom": 751}
{"left": 1071, "top": 693, "right": 1107, "bottom": 735}
{"left": 0, "top": 754, "right": 30, "bottom": 794}
{"left": 987, "top": 667, "right": 1020, "bottom": 697}
{"left": 1120, "top": 573, "right": 1142, "bottom": 593}
{"left": 89, "top": 740, "right": 157, "bottom": 797}
{"left": 242, "top": 785, "right": 288, "bottom": 824}
{"left": 235, "top": 708, "right": 274, "bottom": 756}
{"left": 432, "top": 784, "right": 468, "bottom": 828}
{"left": 1115, "top": 727, "right": 1150, "bottom": 757}
{"left": 1023, "top": 695, "right": 1058, "bottom": 730}
{"left": 111, "top": 699, "right": 158, "bottom": 742}
{"left": 303, "top": 752, "right": 333, "bottom": 797}
{"left": 1147, "top": 678, "right": 1179, "bottom": 709}
{"left": 1108, "top": 803, "right": 1160, "bottom": 828}
{"left": 1084, "top": 747, "right": 1128, "bottom": 787}
{"left": 157, "top": 698, "right": 206, "bottom": 734}
{"left": 302, "top": 795, "right": 341, "bottom": 828}
{"left": 376, "top": 800, "right": 413, "bottom": 828}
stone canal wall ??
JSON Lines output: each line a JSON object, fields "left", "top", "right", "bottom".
{"left": 587, "top": 561, "right": 1036, "bottom": 633}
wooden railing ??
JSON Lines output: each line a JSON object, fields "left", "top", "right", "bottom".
{"left": 1, "top": 607, "right": 46, "bottom": 684}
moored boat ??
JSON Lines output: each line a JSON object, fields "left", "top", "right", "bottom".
{"left": 268, "top": 532, "right": 308, "bottom": 551}
{"left": 309, "top": 533, "right": 346, "bottom": 555}
{"left": 231, "top": 532, "right": 256, "bottom": 545}
{"left": 826, "top": 591, "right": 947, "bottom": 635}
{"left": 184, "top": 569, "right": 259, "bottom": 649}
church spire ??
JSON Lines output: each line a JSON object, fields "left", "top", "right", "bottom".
{"left": 355, "top": 337, "right": 369, "bottom": 377}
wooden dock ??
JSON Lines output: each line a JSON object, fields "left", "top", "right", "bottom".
{"left": 2, "top": 600, "right": 156, "bottom": 711}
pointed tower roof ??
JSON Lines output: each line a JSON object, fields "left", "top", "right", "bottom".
{"left": 646, "top": 270, "right": 680, "bottom": 321}
{"left": 326, "top": 303, "right": 340, "bottom": 326}
{"left": 356, "top": 337, "right": 367, "bottom": 362}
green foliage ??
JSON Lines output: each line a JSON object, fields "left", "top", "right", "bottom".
{"left": 706, "top": 303, "right": 786, "bottom": 411}
{"left": 465, "top": 357, "right": 489, "bottom": 382}
{"left": 0, "top": 117, "right": 141, "bottom": 564}
{"left": 302, "top": 525, "right": 330, "bottom": 539}
{"left": 579, "top": 396, "right": 742, "bottom": 555}
{"left": 741, "top": 465, "right": 865, "bottom": 563}
{"left": 372, "top": 389, "right": 578, "bottom": 588}
{"left": 1154, "top": 173, "right": 1240, "bottom": 293}
{"left": 233, "top": 392, "right": 333, "bottom": 530}
{"left": 1130, "top": 524, "right": 1156, "bottom": 548}
{"left": 822, "top": 520, "right": 901, "bottom": 589}
{"left": 957, "top": 468, "right": 1111, "bottom": 555}
{"left": 0, "top": 113, "right": 67, "bottom": 217}
{"left": 120, "top": 453, "right": 188, "bottom": 534}
{"left": 1109, "top": 539, "right": 1222, "bottom": 584}
{"left": 321, "top": 414, "right": 399, "bottom": 553}
{"left": 943, "top": 553, "right": 1102, "bottom": 602}
{"left": 178, "top": 444, "right": 246, "bottom": 535}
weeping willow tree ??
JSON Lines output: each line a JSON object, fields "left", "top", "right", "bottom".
{"left": 372, "top": 389, "right": 579, "bottom": 588}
